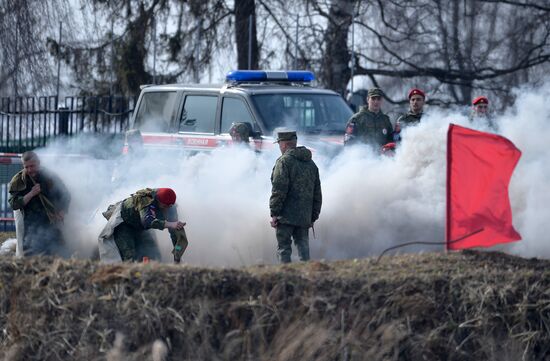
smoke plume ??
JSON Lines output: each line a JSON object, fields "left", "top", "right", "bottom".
{"left": 35, "top": 79, "right": 550, "bottom": 266}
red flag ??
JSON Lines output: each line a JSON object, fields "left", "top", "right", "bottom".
{"left": 446, "top": 124, "right": 522, "bottom": 250}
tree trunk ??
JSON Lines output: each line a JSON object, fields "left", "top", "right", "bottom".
{"left": 320, "top": 0, "right": 355, "bottom": 95}
{"left": 235, "top": 0, "right": 259, "bottom": 70}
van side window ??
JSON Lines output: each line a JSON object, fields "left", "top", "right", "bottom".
{"left": 134, "top": 91, "right": 178, "bottom": 132}
{"left": 221, "top": 97, "right": 255, "bottom": 133}
{"left": 179, "top": 95, "right": 217, "bottom": 133}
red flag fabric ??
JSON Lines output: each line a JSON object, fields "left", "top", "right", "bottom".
{"left": 446, "top": 124, "right": 522, "bottom": 250}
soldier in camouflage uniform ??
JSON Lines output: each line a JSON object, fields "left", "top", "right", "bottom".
{"left": 469, "top": 96, "right": 497, "bottom": 131}
{"left": 344, "top": 88, "right": 394, "bottom": 150}
{"left": 8, "top": 151, "right": 71, "bottom": 256}
{"left": 393, "top": 88, "right": 426, "bottom": 142}
{"left": 270, "top": 131, "right": 322, "bottom": 263}
{"left": 107, "top": 188, "right": 188, "bottom": 262}
{"left": 229, "top": 122, "right": 251, "bottom": 144}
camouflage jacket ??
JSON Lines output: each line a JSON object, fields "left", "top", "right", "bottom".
{"left": 120, "top": 188, "right": 177, "bottom": 231}
{"left": 469, "top": 113, "right": 497, "bottom": 131}
{"left": 270, "top": 147, "right": 322, "bottom": 227}
{"left": 8, "top": 168, "right": 70, "bottom": 224}
{"left": 345, "top": 106, "right": 393, "bottom": 148}
{"left": 396, "top": 111, "right": 423, "bottom": 127}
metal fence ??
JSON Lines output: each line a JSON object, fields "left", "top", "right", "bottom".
{"left": 0, "top": 95, "right": 136, "bottom": 153}
{"left": 0, "top": 95, "right": 135, "bottom": 231}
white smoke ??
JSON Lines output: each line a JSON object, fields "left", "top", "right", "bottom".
{"left": 34, "top": 78, "right": 550, "bottom": 265}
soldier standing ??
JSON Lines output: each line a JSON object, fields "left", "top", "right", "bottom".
{"left": 98, "top": 188, "right": 189, "bottom": 263}
{"left": 393, "top": 88, "right": 426, "bottom": 141}
{"left": 470, "top": 96, "right": 497, "bottom": 130}
{"left": 344, "top": 88, "right": 394, "bottom": 150}
{"left": 270, "top": 131, "right": 322, "bottom": 263}
{"left": 8, "top": 151, "right": 71, "bottom": 256}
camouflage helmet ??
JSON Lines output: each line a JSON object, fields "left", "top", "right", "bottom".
{"left": 229, "top": 122, "right": 251, "bottom": 142}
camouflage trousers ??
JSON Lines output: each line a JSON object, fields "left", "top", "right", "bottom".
{"left": 275, "top": 223, "right": 310, "bottom": 263}
{"left": 113, "top": 223, "right": 161, "bottom": 262}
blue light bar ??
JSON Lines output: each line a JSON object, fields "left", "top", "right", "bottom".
{"left": 226, "top": 70, "right": 315, "bottom": 83}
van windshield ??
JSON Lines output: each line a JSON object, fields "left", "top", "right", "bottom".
{"left": 251, "top": 93, "right": 353, "bottom": 134}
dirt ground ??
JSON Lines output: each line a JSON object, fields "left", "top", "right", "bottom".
{"left": 1, "top": 250, "right": 549, "bottom": 360}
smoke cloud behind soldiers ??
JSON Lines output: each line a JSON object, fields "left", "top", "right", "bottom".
{"left": 34, "top": 78, "right": 550, "bottom": 266}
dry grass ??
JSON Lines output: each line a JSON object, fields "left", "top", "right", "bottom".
{"left": 1, "top": 250, "right": 550, "bottom": 360}
{"left": 0, "top": 232, "right": 15, "bottom": 245}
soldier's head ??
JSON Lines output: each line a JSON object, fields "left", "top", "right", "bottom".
{"left": 367, "top": 88, "right": 384, "bottom": 113}
{"left": 156, "top": 188, "right": 176, "bottom": 209}
{"left": 408, "top": 88, "right": 425, "bottom": 114}
{"left": 472, "top": 96, "right": 489, "bottom": 116}
{"left": 21, "top": 151, "right": 40, "bottom": 178}
{"left": 229, "top": 122, "right": 251, "bottom": 143}
{"left": 275, "top": 131, "right": 297, "bottom": 154}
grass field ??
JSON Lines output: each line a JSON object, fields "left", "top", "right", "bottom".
{"left": 0, "top": 250, "right": 548, "bottom": 360}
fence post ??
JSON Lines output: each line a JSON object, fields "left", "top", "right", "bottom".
{"left": 58, "top": 106, "right": 69, "bottom": 135}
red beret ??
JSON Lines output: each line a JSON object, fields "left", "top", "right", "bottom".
{"left": 408, "top": 88, "right": 425, "bottom": 99}
{"left": 156, "top": 188, "right": 176, "bottom": 205}
{"left": 472, "top": 96, "right": 489, "bottom": 105}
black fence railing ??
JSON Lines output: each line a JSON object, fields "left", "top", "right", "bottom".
{"left": 0, "top": 95, "right": 136, "bottom": 153}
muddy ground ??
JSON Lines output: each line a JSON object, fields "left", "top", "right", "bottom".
{"left": 0, "top": 250, "right": 549, "bottom": 361}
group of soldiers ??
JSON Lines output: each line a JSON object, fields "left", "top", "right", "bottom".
{"left": 9, "top": 151, "right": 189, "bottom": 263}
{"left": 344, "top": 87, "right": 495, "bottom": 150}
{"left": 8, "top": 129, "right": 323, "bottom": 264}
{"left": 7, "top": 87, "right": 494, "bottom": 264}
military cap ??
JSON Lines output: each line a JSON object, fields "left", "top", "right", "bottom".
{"left": 229, "top": 122, "right": 250, "bottom": 140}
{"left": 156, "top": 188, "right": 176, "bottom": 205}
{"left": 367, "top": 88, "right": 384, "bottom": 98}
{"left": 274, "top": 131, "right": 297, "bottom": 143}
{"left": 408, "top": 88, "right": 425, "bottom": 99}
{"left": 472, "top": 96, "right": 489, "bottom": 105}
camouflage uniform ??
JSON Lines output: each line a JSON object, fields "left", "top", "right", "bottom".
{"left": 113, "top": 188, "right": 183, "bottom": 261}
{"left": 396, "top": 111, "right": 423, "bottom": 127}
{"left": 270, "top": 143, "right": 322, "bottom": 263}
{"left": 469, "top": 113, "right": 497, "bottom": 131}
{"left": 344, "top": 106, "right": 394, "bottom": 149}
{"left": 8, "top": 169, "right": 70, "bottom": 256}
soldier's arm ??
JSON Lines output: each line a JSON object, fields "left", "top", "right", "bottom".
{"left": 8, "top": 175, "right": 28, "bottom": 210}
{"left": 139, "top": 204, "right": 166, "bottom": 230}
{"left": 269, "top": 160, "right": 289, "bottom": 217}
{"left": 165, "top": 205, "right": 179, "bottom": 243}
{"left": 8, "top": 192, "right": 25, "bottom": 211}
{"left": 312, "top": 168, "right": 322, "bottom": 223}
{"left": 385, "top": 117, "right": 394, "bottom": 143}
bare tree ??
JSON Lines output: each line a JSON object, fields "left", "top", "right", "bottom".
{"left": 52, "top": 0, "right": 233, "bottom": 96}
{"left": 351, "top": 0, "right": 550, "bottom": 107}
{"left": 235, "top": 0, "right": 259, "bottom": 70}
{"left": 0, "top": 0, "right": 71, "bottom": 96}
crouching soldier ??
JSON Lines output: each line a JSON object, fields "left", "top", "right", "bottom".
{"left": 9, "top": 151, "right": 71, "bottom": 257}
{"left": 98, "top": 188, "right": 189, "bottom": 263}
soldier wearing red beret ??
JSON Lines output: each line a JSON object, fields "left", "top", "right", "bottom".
{"left": 470, "top": 96, "right": 497, "bottom": 130}
{"left": 393, "top": 88, "right": 426, "bottom": 141}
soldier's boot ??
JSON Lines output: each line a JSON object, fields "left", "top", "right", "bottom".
{"left": 294, "top": 227, "right": 310, "bottom": 262}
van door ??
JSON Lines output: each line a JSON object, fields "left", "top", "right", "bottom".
{"left": 177, "top": 94, "right": 220, "bottom": 151}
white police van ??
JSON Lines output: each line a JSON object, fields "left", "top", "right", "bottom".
{"left": 129, "top": 70, "right": 353, "bottom": 153}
